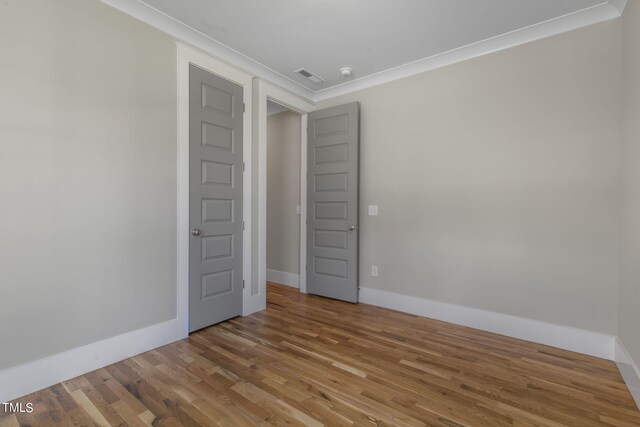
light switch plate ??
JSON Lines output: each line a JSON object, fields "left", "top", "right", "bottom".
{"left": 296, "top": 205, "right": 301, "bottom": 215}
{"left": 371, "top": 265, "right": 379, "bottom": 277}
{"left": 368, "top": 205, "right": 379, "bottom": 216}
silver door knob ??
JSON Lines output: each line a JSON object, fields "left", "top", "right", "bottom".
{"left": 191, "top": 228, "right": 202, "bottom": 237}
{"left": 347, "top": 225, "right": 359, "bottom": 231}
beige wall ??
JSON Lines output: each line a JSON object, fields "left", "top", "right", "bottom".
{"left": 318, "top": 20, "right": 623, "bottom": 334}
{"left": 267, "top": 111, "right": 301, "bottom": 275}
{"left": 0, "top": 0, "right": 177, "bottom": 370}
{"left": 620, "top": 1, "right": 640, "bottom": 365}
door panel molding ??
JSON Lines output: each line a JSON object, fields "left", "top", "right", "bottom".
{"left": 307, "top": 102, "right": 360, "bottom": 303}
{"left": 178, "top": 43, "right": 254, "bottom": 333}
{"left": 189, "top": 64, "right": 244, "bottom": 332}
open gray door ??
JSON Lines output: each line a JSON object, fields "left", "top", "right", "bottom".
{"left": 189, "top": 65, "right": 243, "bottom": 332}
{"left": 307, "top": 102, "right": 360, "bottom": 303}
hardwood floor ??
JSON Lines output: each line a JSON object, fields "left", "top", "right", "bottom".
{"left": 2, "top": 283, "right": 639, "bottom": 426}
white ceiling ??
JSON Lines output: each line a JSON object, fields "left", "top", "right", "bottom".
{"left": 139, "top": 0, "right": 609, "bottom": 92}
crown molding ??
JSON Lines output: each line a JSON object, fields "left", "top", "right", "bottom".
{"left": 608, "top": 0, "right": 629, "bottom": 14}
{"left": 99, "top": 0, "right": 316, "bottom": 101}
{"left": 314, "top": 1, "right": 624, "bottom": 101}
{"left": 101, "top": 0, "right": 624, "bottom": 104}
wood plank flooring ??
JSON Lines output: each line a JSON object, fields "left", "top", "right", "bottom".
{"left": 2, "top": 283, "right": 639, "bottom": 426}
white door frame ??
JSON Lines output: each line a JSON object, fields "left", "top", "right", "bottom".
{"left": 254, "top": 79, "right": 316, "bottom": 301}
{"left": 177, "top": 43, "right": 254, "bottom": 335}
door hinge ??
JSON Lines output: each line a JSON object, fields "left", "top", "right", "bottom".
{"left": 243, "top": 162, "right": 246, "bottom": 172}
{"left": 243, "top": 279, "right": 245, "bottom": 289}
{"left": 243, "top": 103, "right": 246, "bottom": 113}
{"left": 243, "top": 221, "right": 245, "bottom": 231}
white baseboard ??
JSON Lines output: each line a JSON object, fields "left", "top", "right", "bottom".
{"left": 615, "top": 337, "right": 640, "bottom": 410}
{"left": 0, "top": 287, "right": 628, "bottom": 405}
{"left": 267, "top": 269, "right": 299, "bottom": 288}
{"left": 0, "top": 318, "right": 186, "bottom": 403}
{"left": 359, "top": 287, "right": 615, "bottom": 361}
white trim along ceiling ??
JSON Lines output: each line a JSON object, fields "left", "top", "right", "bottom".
{"left": 101, "top": 0, "right": 627, "bottom": 102}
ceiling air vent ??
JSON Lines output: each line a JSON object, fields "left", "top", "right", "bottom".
{"left": 295, "top": 68, "right": 324, "bottom": 85}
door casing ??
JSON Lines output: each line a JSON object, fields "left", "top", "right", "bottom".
{"left": 254, "top": 79, "right": 316, "bottom": 305}
{"left": 177, "top": 43, "right": 254, "bottom": 335}
{"left": 178, "top": 47, "right": 322, "bottom": 330}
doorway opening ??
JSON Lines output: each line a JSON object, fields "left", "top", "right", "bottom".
{"left": 266, "top": 100, "right": 303, "bottom": 290}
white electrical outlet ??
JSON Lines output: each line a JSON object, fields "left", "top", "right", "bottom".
{"left": 368, "top": 205, "right": 379, "bottom": 216}
{"left": 371, "top": 265, "right": 378, "bottom": 277}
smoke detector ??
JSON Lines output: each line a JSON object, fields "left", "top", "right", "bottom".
{"left": 294, "top": 68, "right": 324, "bottom": 85}
{"left": 340, "top": 67, "right": 353, "bottom": 77}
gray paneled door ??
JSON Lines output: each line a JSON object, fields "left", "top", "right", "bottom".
{"left": 307, "top": 102, "right": 360, "bottom": 303}
{"left": 189, "top": 65, "right": 243, "bottom": 332}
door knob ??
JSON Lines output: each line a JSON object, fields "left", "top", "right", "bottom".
{"left": 191, "top": 228, "right": 202, "bottom": 237}
{"left": 347, "top": 225, "right": 359, "bottom": 231}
